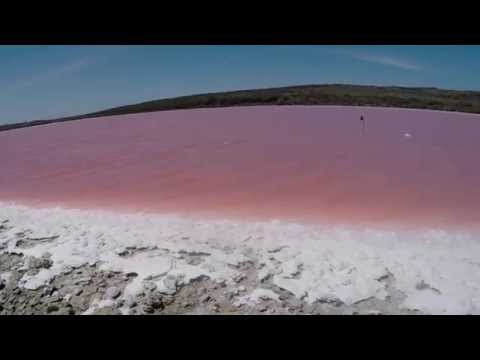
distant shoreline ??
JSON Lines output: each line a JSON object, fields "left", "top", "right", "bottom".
{"left": 3, "top": 83, "right": 480, "bottom": 132}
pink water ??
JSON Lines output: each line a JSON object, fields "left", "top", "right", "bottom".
{"left": 1, "top": 106, "right": 480, "bottom": 229}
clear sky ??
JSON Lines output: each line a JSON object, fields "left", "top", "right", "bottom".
{"left": 1, "top": 45, "right": 479, "bottom": 124}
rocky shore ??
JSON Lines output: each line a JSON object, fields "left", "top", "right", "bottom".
{"left": 0, "top": 250, "right": 421, "bottom": 315}
{"left": 2, "top": 203, "right": 480, "bottom": 315}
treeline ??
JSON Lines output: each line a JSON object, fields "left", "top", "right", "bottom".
{"left": 2, "top": 84, "right": 480, "bottom": 132}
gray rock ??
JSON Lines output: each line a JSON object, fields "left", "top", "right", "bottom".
{"left": 70, "top": 296, "right": 89, "bottom": 312}
{"left": 92, "top": 306, "right": 121, "bottom": 315}
{"left": 147, "top": 292, "right": 164, "bottom": 310}
{"left": 105, "top": 286, "right": 121, "bottom": 300}
{"left": 74, "top": 288, "right": 83, "bottom": 296}
{"left": 38, "top": 258, "right": 53, "bottom": 269}
{"left": 81, "top": 284, "right": 98, "bottom": 297}
{"left": 28, "top": 297, "right": 39, "bottom": 307}
{"left": 233, "top": 274, "right": 246, "bottom": 283}
{"left": 45, "top": 295, "right": 61, "bottom": 304}
{"left": 200, "top": 295, "right": 212, "bottom": 303}
{"left": 57, "top": 307, "right": 75, "bottom": 315}
{"left": 143, "top": 305, "right": 155, "bottom": 314}
{"left": 46, "top": 304, "right": 59, "bottom": 313}
{"left": 74, "top": 277, "right": 91, "bottom": 285}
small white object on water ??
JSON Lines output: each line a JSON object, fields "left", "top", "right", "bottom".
{"left": 404, "top": 132, "right": 412, "bottom": 139}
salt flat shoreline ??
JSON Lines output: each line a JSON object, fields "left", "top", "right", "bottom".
{"left": 1, "top": 202, "right": 480, "bottom": 315}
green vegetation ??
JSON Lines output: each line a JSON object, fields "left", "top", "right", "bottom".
{"left": 3, "top": 84, "right": 480, "bottom": 132}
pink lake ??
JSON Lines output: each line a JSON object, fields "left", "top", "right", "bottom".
{"left": 1, "top": 105, "right": 480, "bottom": 230}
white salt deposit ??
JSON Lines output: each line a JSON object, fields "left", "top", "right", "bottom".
{"left": 82, "top": 298, "right": 115, "bottom": 315}
{"left": 235, "top": 288, "right": 281, "bottom": 307}
{"left": 1, "top": 201, "right": 480, "bottom": 314}
{"left": 0, "top": 271, "right": 12, "bottom": 284}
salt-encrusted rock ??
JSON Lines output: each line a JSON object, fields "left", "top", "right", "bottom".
{"left": 217, "top": 279, "right": 227, "bottom": 288}
{"left": 163, "top": 275, "right": 178, "bottom": 290}
{"left": 105, "top": 286, "right": 121, "bottom": 300}
{"left": 162, "top": 295, "right": 175, "bottom": 306}
{"left": 233, "top": 274, "right": 246, "bottom": 283}
{"left": 209, "top": 303, "right": 220, "bottom": 312}
{"left": 158, "top": 275, "right": 180, "bottom": 295}
{"left": 144, "top": 281, "right": 157, "bottom": 292}
{"left": 258, "top": 305, "right": 268, "bottom": 312}
{"left": 62, "top": 266, "right": 74, "bottom": 275}
{"left": 125, "top": 296, "right": 137, "bottom": 308}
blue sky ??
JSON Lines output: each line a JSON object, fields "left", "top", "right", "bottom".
{"left": 1, "top": 45, "right": 479, "bottom": 124}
